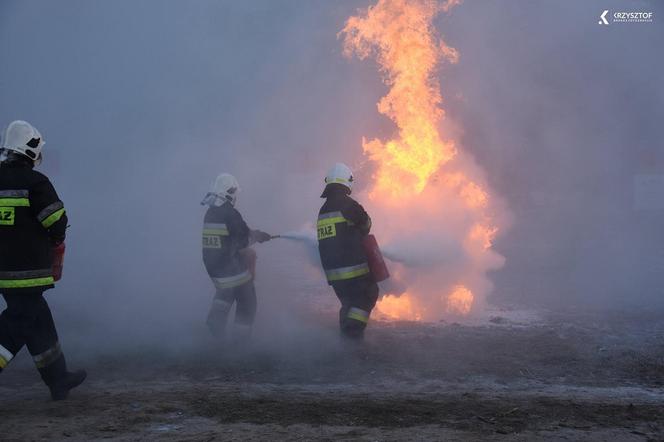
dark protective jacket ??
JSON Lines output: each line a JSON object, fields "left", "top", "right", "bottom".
{"left": 0, "top": 156, "right": 68, "bottom": 291}
{"left": 317, "top": 184, "right": 372, "bottom": 284}
{"left": 202, "top": 201, "right": 252, "bottom": 289}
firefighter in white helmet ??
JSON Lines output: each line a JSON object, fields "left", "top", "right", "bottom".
{"left": 317, "top": 163, "right": 379, "bottom": 340}
{"left": 201, "top": 173, "right": 272, "bottom": 340}
{"left": 0, "top": 120, "right": 86, "bottom": 400}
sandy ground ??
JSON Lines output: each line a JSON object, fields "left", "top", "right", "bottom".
{"left": 1, "top": 308, "right": 663, "bottom": 441}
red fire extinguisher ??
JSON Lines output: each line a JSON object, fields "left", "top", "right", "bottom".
{"left": 362, "top": 234, "right": 390, "bottom": 282}
{"left": 52, "top": 242, "right": 66, "bottom": 282}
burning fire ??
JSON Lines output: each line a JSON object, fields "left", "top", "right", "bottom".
{"left": 375, "top": 293, "right": 423, "bottom": 321}
{"left": 341, "top": 0, "right": 506, "bottom": 320}
{"left": 445, "top": 285, "right": 474, "bottom": 315}
{"left": 342, "top": 0, "right": 457, "bottom": 197}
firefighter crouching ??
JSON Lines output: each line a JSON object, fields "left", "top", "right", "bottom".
{"left": 0, "top": 120, "right": 86, "bottom": 400}
{"left": 201, "top": 173, "right": 272, "bottom": 340}
{"left": 317, "top": 163, "right": 379, "bottom": 340}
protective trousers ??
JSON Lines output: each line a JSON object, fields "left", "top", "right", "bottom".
{"left": 0, "top": 290, "right": 68, "bottom": 386}
{"left": 332, "top": 275, "right": 379, "bottom": 340}
{"left": 206, "top": 281, "right": 257, "bottom": 339}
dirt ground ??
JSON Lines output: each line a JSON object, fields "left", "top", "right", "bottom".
{"left": 1, "top": 309, "right": 663, "bottom": 441}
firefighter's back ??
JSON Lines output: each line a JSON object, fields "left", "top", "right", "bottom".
{"left": 202, "top": 202, "right": 248, "bottom": 279}
{"left": 317, "top": 192, "right": 368, "bottom": 278}
{"left": 0, "top": 163, "right": 55, "bottom": 284}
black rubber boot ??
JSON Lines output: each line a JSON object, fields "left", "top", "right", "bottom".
{"left": 340, "top": 316, "right": 367, "bottom": 341}
{"left": 49, "top": 369, "right": 87, "bottom": 401}
{"left": 39, "top": 354, "right": 87, "bottom": 401}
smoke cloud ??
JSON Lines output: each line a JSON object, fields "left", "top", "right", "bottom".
{"left": 0, "top": 0, "right": 662, "bottom": 358}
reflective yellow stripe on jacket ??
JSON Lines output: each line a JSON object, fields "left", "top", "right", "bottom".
{"left": 0, "top": 269, "right": 55, "bottom": 289}
{"left": 317, "top": 211, "right": 355, "bottom": 241}
{"left": 324, "top": 263, "right": 370, "bottom": 282}
{"left": 0, "top": 189, "right": 30, "bottom": 207}
{"left": 203, "top": 222, "right": 229, "bottom": 236}
{"left": 0, "top": 198, "right": 29, "bottom": 207}
{"left": 0, "top": 277, "right": 55, "bottom": 289}
{"left": 317, "top": 211, "right": 354, "bottom": 227}
{"left": 37, "top": 201, "right": 66, "bottom": 228}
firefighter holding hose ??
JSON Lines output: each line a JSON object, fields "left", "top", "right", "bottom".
{"left": 317, "top": 163, "right": 381, "bottom": 340}
{"left": 0, "top": 120, "right": 86, "bottom": 400}
{"left": 201, "top": 173, "right": 272, "bottom": 340}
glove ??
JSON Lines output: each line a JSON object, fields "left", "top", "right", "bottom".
{"left": 252, "top": 230, "right": 272, "bottom": 243}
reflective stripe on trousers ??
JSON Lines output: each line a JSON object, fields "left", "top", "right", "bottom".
{"left": 0, "top": 344, "right": 14, "bottom": 369}
{"left": 211, "top": 270, "right": 252, "bottom": 289}
{"left": 325, "top": 263, "right": 370, "bottom": 282}
{"left": 347, "top": 307, "right": 370, "bottom": 324}
{"left": 0, "top": 269, "right": 55, "bottom": 289}
{"left": 33, "top": 342, "right": 62, "bottom": 368}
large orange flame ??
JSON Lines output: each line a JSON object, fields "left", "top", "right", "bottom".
{"left": 342, "top": 0, "right": 457, "bottom": 197}
{"left": 340, "top": 0, "right": 503, "bottom": 320}
{"left": 342, "top": 0, "right": 506, "bottom": 320}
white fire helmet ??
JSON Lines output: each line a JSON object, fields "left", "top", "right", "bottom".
{"left": 325, "top": 162, "right": 354, "bottom": 192}
{"left": 203, "top": 173, "right": 240, "bottom": 207}
{"left": 1, "top": 120, "right": 45, "bottom": 166}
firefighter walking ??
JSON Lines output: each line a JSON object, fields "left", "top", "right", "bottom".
{"left": 0, "top": 120, "right": 86, "bottom": 400}
{"left": 201, "top": 173, "right": 272, "bottom": 340}
{"left": 317, "top": 163, "right": 379, "bottom": 340}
